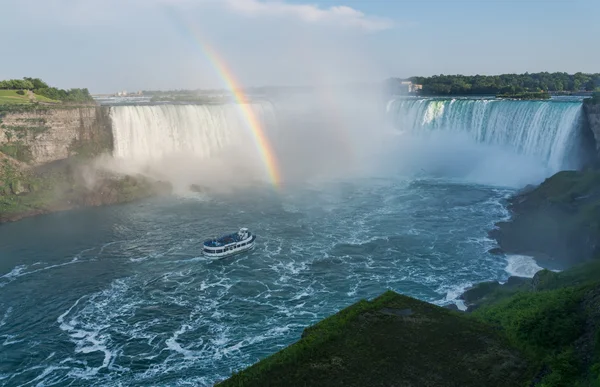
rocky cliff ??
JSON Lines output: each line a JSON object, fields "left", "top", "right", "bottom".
{"left": 488, "top": 169, "right": 600, "bottom": 269}
{"left": 0, "top": 106, "right": 112, "bottom": 165}
{"left": 0, "top": 105, "right": 171, "bottom": 222}
{"left": 584, "top": 102, "right": 600, "bottom": 160}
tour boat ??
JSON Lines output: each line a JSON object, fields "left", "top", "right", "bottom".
{"left": 202, "top": 228, "right": 256, "bottom": 259}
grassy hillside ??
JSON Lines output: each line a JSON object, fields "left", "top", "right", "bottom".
{"left": 218, "top": 291, "right": 535, "bottom": 387}
{"left": 218, "top": 260, "right": 600, "bottom": 387}
{"left": 0, "top": 90, "right": 59, "bottom": 105}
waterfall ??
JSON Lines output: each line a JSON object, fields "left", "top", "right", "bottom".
{"left": 109, "top": 103, "right": 277, "bottom": 161}
{"left": 386, "top": 98, "right": 586, "bottom": 172}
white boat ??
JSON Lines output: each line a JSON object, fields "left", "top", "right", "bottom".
{"left": 202, "top": 228, "right": 256, "bottom": 259}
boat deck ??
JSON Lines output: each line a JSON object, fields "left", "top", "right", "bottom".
{"left": 204, "top": 233, "right": 247, "bottom": 247}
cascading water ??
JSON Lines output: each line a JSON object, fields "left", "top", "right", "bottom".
{"left": 109, "top": 103, "right": 277, "bottom": 161}
{"left": 386, "top": 98, "right": 586, "bottom": 172}
{"left": 3, "top": 96, "right": 591, "bottom": 386}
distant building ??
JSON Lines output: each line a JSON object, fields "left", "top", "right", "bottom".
{"left": 386, "top": 79, "right": 423, "bottom": 95}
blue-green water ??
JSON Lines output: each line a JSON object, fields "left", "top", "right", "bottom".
{"left": 0, "top": 177, "right": 536, "bottom": 386}
{"left": 0, "top": 96, "right": 581, "bottom": 386}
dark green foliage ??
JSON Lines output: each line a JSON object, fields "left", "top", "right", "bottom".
{"left": 23, "top": 77, "right": 48, "bottom": 89}
{"left": 15, "top": 90, "right": 25, "bottom": 96}
{"left": 496, "top": 91, "right": 551, "bottom": 100}
{"left": 535, "top": 261, "right": 600, "bottom": 291}
{"left": 541, "top": 349, "right": 581, "bottom": 387}
{"left": 0, "top": 79, "right": 34, "bottom": 90}
{"left": 584, "top": 91, "right": 600, "bottom": 105}
{"left": 387, "top": 72, "right": 600, "bottom": 96}
{"left": 219, "top": 291, "right": 534, "bottom": 387}
{"left": 473, "top": 260, "right": 600, "bottom": 386}
{"left": 34, "top": 87, "right": 94, "bottom": 103}
{"left": 475, "top": 287, "right": 585, "bottom": 354}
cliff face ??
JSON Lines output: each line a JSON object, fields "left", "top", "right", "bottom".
{"left": 0, "top": 107, "right": 113, "bottom": 165}
{"left": 584, "top": 103, "right": 600, "bottom": 160}
{"left": 489, "top": 170, "right": 600, "bottom": 269}
{"left": 0, "top": 106, "right": 172, "bottom": 223}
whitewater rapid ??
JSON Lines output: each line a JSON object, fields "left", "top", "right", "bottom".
{"left": 0, "top": 177, "right": 528, "bottom": 386}
{"left": 108, "top": 98, "right": 587, "bottom": 186}
{"left": 386, "top": 98, "right": 586, "bottom": 172}
{"left": 110, "top": 103, "right": 277, "bottom": 161}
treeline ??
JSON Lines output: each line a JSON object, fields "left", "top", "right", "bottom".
{"left": 395, "top": 72, "right": 600, "bottom": 96}
{"left": 0, "top": 77, "right": 94, "bottom": 103}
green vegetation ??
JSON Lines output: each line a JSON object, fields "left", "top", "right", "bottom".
{"left": 0, "top": 89, "right": 59, "bottom": 105}
{"left": 0, "top": 77, "right": 94, "bottom": 104}
{"left": 219, "top": 260, "right": 600, "bottom": 387}
{"left": 387, "top": 72, "right": 600, "bottom": 96}
{"left": 0, "top": 157, "right": 168, "bottom": 222}
{"left": 0, "top": 114, "right": 52, "bottom": 162}
{"left": 472, "top": 262, "right": 600, "bottom": 387}
{"left": 496, "top": 91, "right": 551, "bottom": 100}
{"left": 35, "top": 87, "right": 94, "bottom": 103}
{"left": 0, "top": 142, "right": 33, "bottom": 163}
{"left": 584, "top": 91, "right": 600, "bottom": 105}
{"left": 220, "top": 292, "right": 535, "bottom": 387}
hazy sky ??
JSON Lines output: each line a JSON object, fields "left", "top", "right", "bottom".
{"left": 1, "top": 0, "right": 598, "bottom": 93}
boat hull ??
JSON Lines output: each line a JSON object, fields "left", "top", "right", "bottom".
{"left": 203, "top": 242, "right": 255, "bottom": 260}
{"left": 203, "top": 234, "right": 256, "bottom": 260}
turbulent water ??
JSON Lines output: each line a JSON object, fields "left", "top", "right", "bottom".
{"left": 0, "top": 96, "right": 587, "bottom": 386}
{"left": 387, "top": 98, "right": 586, "bottom": 172}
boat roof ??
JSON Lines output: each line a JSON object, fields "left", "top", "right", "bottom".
{"left": 203, "top": 229, "right": 251, "bottom": 247}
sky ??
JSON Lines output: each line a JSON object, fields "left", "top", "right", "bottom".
{"left": 0, "top": 0, "right": 598, "bottom": 93}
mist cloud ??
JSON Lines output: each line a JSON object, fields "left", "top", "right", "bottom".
{"left": 10, "top": 0, "right": 393, "bottom": 32}
{"left": 222, "top": 0, "right": 393, "bottom": 31}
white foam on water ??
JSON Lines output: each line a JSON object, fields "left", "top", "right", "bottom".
{"left": 165, "top": 325, "right": 203, "bottom": 360}
{"left": 0, "top": 306, "right": 12, "bottom": 328}
{"left": 505, "top": 254, "right": 544, "bottom": 278}
{"left": 434, "top": 281, "right": 473, "bottom": 311}
{"left": 0, "top": 245, "right": 112, "bottom": 287}
{"left": 2, "top": 334, "right": 24, "bottom": 346}
{"left": 5, "top": 176, "right": 534, "bottom": 386}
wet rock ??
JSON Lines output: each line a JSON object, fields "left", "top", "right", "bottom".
{"left": 488, "top": 170, "right": 600, "bottom": 269}
{"left": 505, "top": 276, "right": 531, "bottom": 288}
{"left": 488, "top": 247, "right": 504, "bottom": 255}
{"left": 444, "top": 304, "right": 460, "bottom": 311}
{"left": 459, "top": 281, "right": 501, "bottom": 306}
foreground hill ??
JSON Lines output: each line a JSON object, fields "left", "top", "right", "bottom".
{"left": 218, "top": 290, "right": 534, "bottom": 387}
{"left": 218, "top": 248, "right": 600, "bottom": 386}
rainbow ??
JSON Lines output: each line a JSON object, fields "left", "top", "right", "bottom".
{"left": 164, "top": 7, "right": 281, "bottom": 188}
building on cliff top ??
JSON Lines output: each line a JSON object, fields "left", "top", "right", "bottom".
{"left": 385, "top": 78, "right": 423, "bottom": 95}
